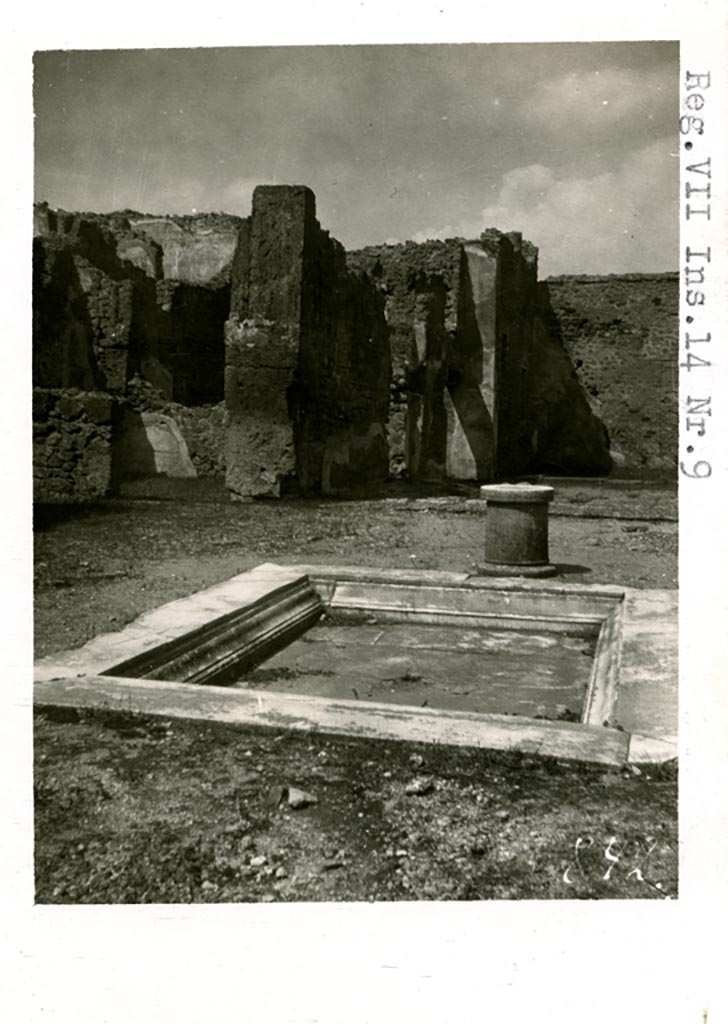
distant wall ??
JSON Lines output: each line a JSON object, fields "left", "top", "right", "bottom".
{"left": 122, "top": 377, "right": 226, "bottom": 479}
{"left": 545, "top": 274, "right": 679, "bottom": 473}
{"left": 347, "top": 241, "right": 460, "bottom": 480}
{"left": 129, "top": 213, "right": 243, "bottom": 286}
{"left": 33, "top": 389, "right": 116, "bottom": 502}
{"left": 163, "top": 402, "right": 226, "bottom": 478}
{"left": 156, "top": 280, "right": 228, "bottom": 405}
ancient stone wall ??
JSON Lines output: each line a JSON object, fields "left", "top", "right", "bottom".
{"left": 129, "top": 213, "right": 243, "bottom": 286}
{"left": 33, "top": 223, "right": 143, "bottom": 394}
{"left": 32, "top": 195, "right": 674, "bottom": 500}
{"left": 33, "top": 206, "right": 232, "bottom": 498}
{"left": 347, "top": 241, "right": 460, "bottom": 479}
{"left": 544, "top": 274, "right": 678, "bottom": 473}
{"left": 155, "top": 280, "right": 228, "bottom": 405}
{"left": 165, "top": 402, "right": 226, "bottom": 478}
{"left": 34, "top": 204, "right": 232, "bottom": 401}
{"left": 33, "top": 388, "right": 116, "bottom": 502}
{"left": 349, "top": 232, "right": 611, "bottom": 481}
{"left": 225, "top": 186, "right": 390, "bottom": 497}
{"left": 123, "top": 377, "right": 226, "bottom": 478}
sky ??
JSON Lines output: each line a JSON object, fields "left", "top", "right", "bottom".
{"left": 33, "top": 42, "right": 679, "bottom": 276}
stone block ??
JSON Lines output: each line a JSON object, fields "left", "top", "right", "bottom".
{"left": 85, "top": 393, "right": 114, "bottom": 425}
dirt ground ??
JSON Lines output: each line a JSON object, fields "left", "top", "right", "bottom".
{"left": 34, "top": 477, "right": 677, "bottom": 660}
{"left": 33, "top": 476, "right": 678, "bottom": 902}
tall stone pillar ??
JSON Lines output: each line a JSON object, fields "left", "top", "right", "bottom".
{"left": 225, "top": 186, "right": 314, "bottom": 498}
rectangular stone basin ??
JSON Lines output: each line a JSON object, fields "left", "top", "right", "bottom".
{"left": 33, "top": 563, "right": 678, "bottom": 766}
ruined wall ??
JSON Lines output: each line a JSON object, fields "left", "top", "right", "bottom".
{"left": 166, "top": 403, "right": 226, "bottom": 478}
{"left": 33, "top": 219, "right": 147, "bottom": 394}
{"left": 348, "top": 241, "right": 460, "bottom": 479}
{"left": 123, "top": 377, "right": 226, "bottom": 478}
{"left": 34, "top": 205, "right": 230, "bottom": 497}
{"left": 225, "top": 186, "right": 390, "bottom": 497}
{"left": 33, "top": 195, "right": 672, "bottom": 499}
{"left": 156, "top": 280, "right": 228, "bottom": 405}
{"left": 33, "top": 389, "right": 116, "bottom": 502}
{"left": 349, "top": 232, "right": 611, "bottom": 482}
{"left": 544, "top": 274, "right": 679, "bottom": 473}
{"left": 129, "top": 213, "right": 243, "bottom": 286}
{"left": 34, "top": 204, "right": 232, "bottom": 402}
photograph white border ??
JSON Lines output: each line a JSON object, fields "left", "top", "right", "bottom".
{"left": 3, "top": 2, "right": 727, "bottom": 1022}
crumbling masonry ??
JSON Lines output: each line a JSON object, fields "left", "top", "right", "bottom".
{"left": 32, "top": 187, "right": 677, "bottom": 502}
{"left": 223, "top": 187, "right": 610, "bottom": 497}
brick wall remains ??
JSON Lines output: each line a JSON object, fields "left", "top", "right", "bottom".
{"left": 347, "top": 241, "right": 460, "bottom": 479}
{"left": 34, "top": 206, "right": 230, "bottom": 497}
{"left": 33, "top": 388, "right": 116, "bottom": 502}
{"left": 123, "top": 377, "right": 226, "bottom": 478}
{"left": 544, "top": 274, "right": 678, "bottom": 473}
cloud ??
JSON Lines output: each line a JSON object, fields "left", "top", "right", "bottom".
{"left": 221, "top": 177, "right": 260, "bottom": 216}
{"left": 406, "top": 138, "right": 678, "bottom": 275}
{"left": 521, "top": 63, "right": 677, "bottom": 136}
{"left": 462, "top": 137, "right": 678, "bottom": 275}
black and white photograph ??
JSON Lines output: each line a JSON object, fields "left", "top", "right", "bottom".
{"left": 4, "top": 2, "right": 728, "bottom": 1021}
{"left": 30, "top": 37, "right": 680, "bottom": 904}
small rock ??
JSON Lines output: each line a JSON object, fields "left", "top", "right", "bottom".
{"left": 201, "top": 880, "right": 217, "bottom": 893}
{"left": 409, "top": 753, "right": 425, "bottom": 769}
{"left": 405, "top": 776, "right": 434, "bottom": 796}
{"left": 275, "top": 866, "right": 288, "bottom": 879}
{"left": 250, "top": 854, "right": 267, "bottom": 868}
{"left": 395, "top": 849, "right": 408, "bottom": 858}
{"left": 260, "top": 893, "right": 276, "bottom": 903}
{"left": 495, "top": 809, "right": 510, "bottom": 821}
{"left": 383, "top": 771, "right": 392, "bottom": 779}
{"left": 236, "top": 772, "right": 262, "bottom": 786}
{"left": 321, "top": 859, "right": 345, "bottom": 872}
{"left": 288, "top": 787, "right": 318, "bottom": 809}
{"left": 239, "top": 834, "right": 255, "bottom": 850}
{"left": 267, "top": 784, "right": 287, "bottom": 807}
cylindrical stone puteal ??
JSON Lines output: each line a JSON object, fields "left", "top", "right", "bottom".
{"left": 479, "top": 483, "right": 555, "bottom": 570}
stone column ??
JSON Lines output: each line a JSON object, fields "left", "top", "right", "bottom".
{"left": 224, "top": 186, "right": 314, "bottom": 498}
{"left": 478, "top": 483, "right": 556, "bottom": 577}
